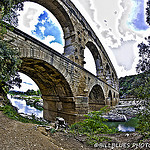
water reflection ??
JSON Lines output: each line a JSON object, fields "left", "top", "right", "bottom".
{"left": 118, "top": 124, "right": 135, "bottom": 132}
{"left": 104, "top": 117, "right": 138, "bottom": 132}
{"left": 8, "top": 95, "right": 43, "bottom": 118}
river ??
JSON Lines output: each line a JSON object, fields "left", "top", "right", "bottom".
{"left": 8, "top": 95, "right": 137, "bottom": 132}
{"left": 8, "top": 95, "right": 43, "bottom": 118}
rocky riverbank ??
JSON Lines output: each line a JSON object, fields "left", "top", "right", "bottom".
{"left": 105, "top": 98, "right": 148, "bottom": 121}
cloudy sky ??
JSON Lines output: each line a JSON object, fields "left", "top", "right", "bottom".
{"left": 13, "top": 0, "right": 149, "bottom": 91}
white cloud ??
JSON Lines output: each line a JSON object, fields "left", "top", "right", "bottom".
{"left": 111, "top": 41, "right": 137, "bottom": 70}
{"left": 17, "top": 2, "right": 44, "bottom": 34}
{"left": 39, "top": 26, "right": 45, "bottom": 34}
{"left": 41, "top": 35, "right": 55, "bottom": 45}
{"left": 50, "top": 42, "right": 64, "bottom": 54}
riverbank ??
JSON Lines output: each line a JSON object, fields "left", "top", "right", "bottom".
{"left": 0, "top": 110, "right": 150, "bottom": 150}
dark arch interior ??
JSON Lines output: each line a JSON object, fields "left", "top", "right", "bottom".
{"left": 106, "top": 64, "right": 110, "bottom": 73}
{"left": 19, "top": 58, "right": 76, "bottom": 123}
{"left": 19, "top": 58, "right": 73, "bottom": 98}
{"left": 108, "top": 90, "right": 113, "bottom": 106}
{"left": 89, "top": 84, "right": 105, "bottom": 111}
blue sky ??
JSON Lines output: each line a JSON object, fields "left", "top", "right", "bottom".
{"left": 32, "top": 11, "right": 63, "bottom": 45}
{"left": 128, "top": 0, "right": 149, "bottom": 31}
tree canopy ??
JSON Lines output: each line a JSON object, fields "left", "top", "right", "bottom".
{"left": 146, "top": 0, "right": 150, "bottom": 26}
{"left": 136, "top": 37, "right": 150, "bottom": 73}
{"left": 0, "top": 0, "right": 24, "bottom": 98}
{"left": 0, "top": 0, "right": 24, "bottom": 26}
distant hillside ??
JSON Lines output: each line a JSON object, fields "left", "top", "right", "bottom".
{"left": 119, "top": 71, "right": 150, "bottom": 98}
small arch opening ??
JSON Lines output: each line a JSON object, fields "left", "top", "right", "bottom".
{"left": 84, "top": 42, "right": 103, "bottom": 77}
{"left": 89, "top": 84, "right": 105, "bottom": 111}
{"left": 84, "top": 46, "right": 96, "bottom": 75}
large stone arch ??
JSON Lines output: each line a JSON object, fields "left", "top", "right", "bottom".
{"left": 26, "top": 0, "right": 75, "bottom": 56}
{"left": 85, "top": 41, "right": 103, "bottom": 78}
{"left": 88, "top": 84, "right": 105, "bottom": 112}
{"left": 3, "top": 0, "right": 120, "bottom": 123}
{"left": 19, "top": 57, "right": 75, "bottom": 123}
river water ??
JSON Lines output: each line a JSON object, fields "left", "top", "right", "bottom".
{"left": 8, "top": 95, "right": 43, "bottom": 118}
{"left": 8, "top": 95, "right": 137, "bottom": 132}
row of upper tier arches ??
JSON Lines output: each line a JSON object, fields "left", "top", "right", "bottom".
{"left": 19, "top": 0, "right": 118, "bottom": 90}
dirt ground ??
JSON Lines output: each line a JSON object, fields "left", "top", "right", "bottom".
{"left": 0, "top": 111, "right": 149, "bottom": 150}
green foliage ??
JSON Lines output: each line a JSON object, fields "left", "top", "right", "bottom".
{"left": 137, "top": 38, "right": 150, "bottom": 73}
{"left": 119, "top": 71, "right": 150, "bottom": 99}
{"left": 9, "top": 89, "right": 42, "bottom": 96}
{"left": 0, "top": 0, "right": 25, "bottom": 27}
{"left": 0, "top": 40, "right": 21, "bottom": 81}
{"left": 70, "top": 107, "right": 114, "bottom": 145}
{"left": 128, "top": 71, "right": 150, "bottom": 99}
{"left": 136, "top": 102, "right": 150, "bottom": 139}
{"left": 0, "top": 40, "right": 22, "bottom": 97}
{"left": 0, "top": 0, "right": 24, "bottom": 99}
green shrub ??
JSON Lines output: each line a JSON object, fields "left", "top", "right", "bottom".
{"left": 136, "top": 103, "right": 150, "bottom": 139}
{"left": 70, "top": 106, "right": 114, "bottom": 135}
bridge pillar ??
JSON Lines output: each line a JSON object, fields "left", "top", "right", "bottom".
{"left": 74, "top": 96, "right": 89, "bottom": 121}
{"left": 97, "top": 67, "right": 105, "bottom": 80}
{"left": 106, "top": 74, "right": 112, "bottom": 85}
{"left": 42, "top": 96, "right": 78, "bottom": 124}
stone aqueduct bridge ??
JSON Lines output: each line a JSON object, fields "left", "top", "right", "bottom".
{"left": 5, "top": 0, "right": 119, "bottom": 124}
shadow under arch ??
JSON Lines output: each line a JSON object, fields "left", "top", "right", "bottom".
{"left": 89, "top": 84, "right": 105, "bottom": 112}
{"left": 25, "top": 0, "right": 75, "bottom": 55}
{"left": 108, "top": 90, "right": 113, "bottom": 106}
{"left": 85, "top": 41, "right": 103, "bottom": 78}
{"left": 19, "top": 57, "right": 75, "bottom": 123}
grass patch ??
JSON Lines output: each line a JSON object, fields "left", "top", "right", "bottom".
{"left": 0, "top": 104, "right": 47, "bottom": 125}
{"left": 69, "top": 106, "right": 116, "bottom": 146}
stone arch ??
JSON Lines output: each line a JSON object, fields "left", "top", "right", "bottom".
{"left": 105, "top": 64, "right": 111, "bottom": 84}
{"left": 88, "top": 84, "right": 105, "bottom": 111}
{"left": 107, "top": 90, "right": 113, "bottom": 106}
{"left": 113, "top": 92, "right": 116, "bottom": 99}
{"left": 85, "top": 41, "right": 103, "bottom": 77}
{"left": 112, "top": 72, "right": 115, "bottom": 87}
{"left": 19, "top": 57, "right": 75, "bottom": 122}
{"left": 25, "top": 0, "right": 75, "bottom": 55}
{"left": 113, "top": 92, "right": 117, "bottom": 106}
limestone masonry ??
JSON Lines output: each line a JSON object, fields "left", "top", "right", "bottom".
{"left": 4, "top": 0, "right": 119, "bottom": 124}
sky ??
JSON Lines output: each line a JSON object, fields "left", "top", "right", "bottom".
{"left": 12, "top": 0, "right": 150, "bottom": 91}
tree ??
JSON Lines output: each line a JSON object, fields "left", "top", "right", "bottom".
{"left": 136, "top": 37, "right": 150, "bottom": 73}
{"left": 0, "top": 40, "right": 22, "bottom": 96}
{"left": 136, "top": 0, "right": 150, "bottom": 73}
{"left": 134, "top": 0, "right": 150, "bottom": 99}
{"left": 0, "top": 0, "right": 24, "bottom": 27}
{"left": 133, "top": 1, "right": 150, "bottom": 138}
{"left": 0, "top": 0, "right": 24, "bottom": 100}
{"left": 146, "top": 0, "right": 150, "bottom": 26}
